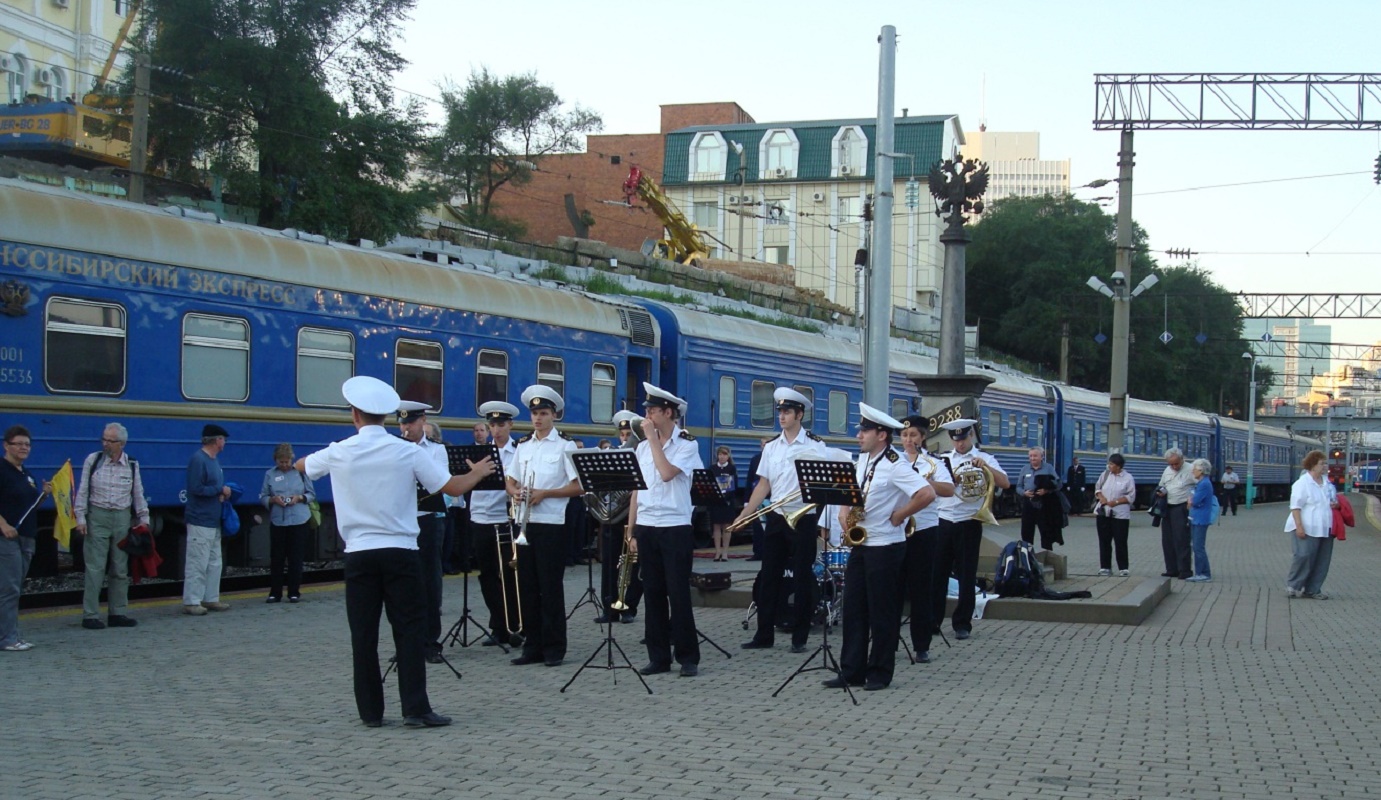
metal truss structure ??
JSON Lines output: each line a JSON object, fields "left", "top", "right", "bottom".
{"left": 1246, "top": 339, "right": 1381, "bottom": 364}
{"left": 1094, "top": 73, "right": 1381, "bottom": 130}
{"left": 1235, "top": 293, "right": 1381, "bottom": 319}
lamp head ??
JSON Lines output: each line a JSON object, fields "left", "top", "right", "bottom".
{"left": 1108, "top": 271, "right": 1127, "bottom": 287}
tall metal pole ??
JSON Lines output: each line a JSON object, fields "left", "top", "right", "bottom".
{"left": 129, "top": 53, "right": 151, "bottom": 205}
{"left": 1245, "top": 356, "right": 1257, "bottom": 509}
{"left": 1107, "top": 129, "right": 1135, "bottom": 453}
{"left": 864, "top": 24, "right": 896, "bottom": 409}
{"left": 736, "top": 150, "right": 747, "bottom": 263}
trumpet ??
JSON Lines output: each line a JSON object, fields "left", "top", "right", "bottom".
{"left": 609, "top": 535, "right": 638, "bottom": 612}
{"left": 725, "top": 489, "right": 801, "bottom": 533}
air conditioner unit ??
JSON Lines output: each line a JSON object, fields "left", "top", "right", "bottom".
{"left": 36, "top": 68, "right": 54, "bottom": 85}
{"left": 739, "top": 195, "right": 753, "bottom": 205}
{"left": 839, "top": 165, "right": 854, "bottom": 176}
{"left": 0, "top": 56, "right": 12, "bottom": 73}
{"left": 53, "top": 0, "right": 69, "bottom": 8}
{"left": 812, "top": 192, "right": 826, "bottom": 203}
{"left": 773, "top": 167, "right": 788, "bottom": 178}
{"left": 727, "top": 195, "right": 740, "bottom": 205}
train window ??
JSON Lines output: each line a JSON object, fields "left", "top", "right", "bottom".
{"left": 395, "top": 339, "right": 443, "bottom": 411}
{"left": 44, "top": 298, "right": 126, "bottom": 395}
{"left": 1015, "top": 415, "right": 1026, "bottom": 445}
{"left": 297, "top": 328, "right": 353, "bottom": 407}
{"left": 537, "top": 356, "right": 565, "bottom": 420}
{"left": 1006, "top": 414, "right": 1016, "bottom": 443}
{"left": 718, "top": 377, "right": 736, "bottom": 426}
{"left": 1074, "top": 421, "right": 1083, "bottom": 449}
{"left": 591, "top": 363, "right": 616, "bottom": 423}
{"left": 751, "top": 381, "right": 775, "bottom": 427}
{"left": 828, "top": 390, "right": 847, "bottom": 434}
{"left": 1099, "top": 424, "right": 1107, "bottom": 449}
{"left": 476, "top": 350, "right": 508, "bottom": 410}
{"left": 1034, "top": 418, "right": 1045, "bottom": 447}
{"left": 988, "top": 411, "right": 1001, "bottom": 444}
{"left": 181, "top": 314, "right": 249, "bottom": 402}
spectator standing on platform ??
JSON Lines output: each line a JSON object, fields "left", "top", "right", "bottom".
{"left": 1220, "top": 465, "right": 1240, "bottom": 516}
{"left": 74, "top": 423, "right": 148, "bottom": 629}
{"left": 1285, "top": 450, "right": 1338, "bottom": 600}
{"left": 184, "top": 424, "right": 231, "bottom": 616}
{"left": 1156, "top": 448, "right": 1195, "bottom": 581}
{"left": 298, "top": 376, "right": 494, "bottom": 728}
{"left": 1065, "top": 456, "right": 1087, "bottom": 514}
{"left": 1, "top": 426, "right": 51, "bottom": 651}
{"left": 708, "top": 446, "right": 740, "bottom": 562}
{"left": 1018, "top": 447, "right": 1064, "bottom": 550}
{"left": 1185, "top": 459, "right": 1215, "bottom": 582}
{"left": 1092, "top": 454, "right": 1135, "bottom": 577}
{"left": 260, "top": 443, "right": 315, "bottom": 604}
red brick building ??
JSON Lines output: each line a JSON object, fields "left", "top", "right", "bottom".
{"left": 491, "top": 102, "right": 755, "bottom": 250}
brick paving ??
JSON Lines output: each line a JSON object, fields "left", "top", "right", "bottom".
{"left": 5, "top": 496, "right": 1381, "bottom": 799}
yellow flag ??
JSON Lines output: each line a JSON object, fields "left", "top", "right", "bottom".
{"left": 51, "top": 460, "right": 76, "bottom": 550}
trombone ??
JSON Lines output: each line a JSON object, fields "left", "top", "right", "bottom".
{"left": 725, "top": 489, "right": 801, "bottom": 533}
{"left": 495, "top": 466, "right": 535, "bottom": 639}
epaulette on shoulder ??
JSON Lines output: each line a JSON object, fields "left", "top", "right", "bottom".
{"left": 516, "top": 434, "right": 533, "bottom": 444}
{"left": 678, "top": 430, "right": 696, "bottom": 441}
{"left": 884, "top": 448, "right": 899, "bottom": 463}
{"left": 806, "top": 431, "right": 823, "bottom": 442}
{"left": 558, "top": 431, "right": 572, "bottom": 441}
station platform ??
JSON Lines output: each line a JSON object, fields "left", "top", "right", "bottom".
{"left": 7, "top": 494, "right": 1381, "bottom": 800}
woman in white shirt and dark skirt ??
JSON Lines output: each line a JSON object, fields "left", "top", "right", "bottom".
{"left": 1093, "top": 453, "right": 1136, "bottom": 577}
{"left": 1285, "top": 450, "right": 1338, "bottom": 600}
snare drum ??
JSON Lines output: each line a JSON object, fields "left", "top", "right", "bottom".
{"left": 824, "top": 546, "right": 850, "bottom": 572}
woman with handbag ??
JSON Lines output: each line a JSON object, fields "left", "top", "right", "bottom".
{"left": 1093, "top": 453, "right": 1136, "bottom": 577}
{"left": 260, "top": 443, "right": 315, "bottom": 603}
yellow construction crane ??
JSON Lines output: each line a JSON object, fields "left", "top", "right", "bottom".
{"left": 622, "top": 166, "right": 711, "bottom": 267}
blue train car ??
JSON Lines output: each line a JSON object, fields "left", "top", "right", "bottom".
{"left": 0, "top": 179, "right": 661, "bottom": 572}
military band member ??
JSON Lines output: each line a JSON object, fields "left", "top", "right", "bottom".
{"left": 824, "top": 404, "right": 933, "bottom": 692}
{"left": 735, "top": 387, "right": 829, "bottom": 653}
{"left": 595, "top": 410, "right": 643, "bottom": 624}
{"left": 297, "top": 376, "right": 494, "bottom": 728}
{"left": 508, "top": 385, "right": 581, "bottom": 667}
{"left": 397, "top": 401, "right": 449, "bottom": 663}
{"left": 471, "top": 401, "right": 522, "bottom": 646}
{"left": 627, "top": 384, "right": 705, "bottom": 678}
{"left": 897, "top": 416, "right": 955, "bottom": 664}
{"left": 934, "top": 418, "right": 1011, "bottom": 641}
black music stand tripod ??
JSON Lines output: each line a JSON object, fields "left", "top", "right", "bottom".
{"left": 567, "top": 532, "right": 602, "bottom": 621}
{"left": 690, "top": 468, "right": 734, "bottom": 660}
{"left": 772, "top": 458, "right": 861, "bottom": 705}
{"left": 562, "top": 449, "right": 651, "bottom": 694}
{"left": 445, "top": 565, "right": 506, "bottom": 652}
{"left": 437, "top": 443, "right": 509, "bottom": 651}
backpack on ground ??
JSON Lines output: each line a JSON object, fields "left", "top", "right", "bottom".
{"left": 994, "top": 540, "right": 1043, "bottom": 598}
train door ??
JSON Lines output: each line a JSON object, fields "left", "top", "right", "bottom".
{"left": 625, "top": 356, "right": 652, "bottom": 411}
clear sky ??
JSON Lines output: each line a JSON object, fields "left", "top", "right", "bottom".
{"left": 393, "top": 0, "right": 1381, "bottom": 355}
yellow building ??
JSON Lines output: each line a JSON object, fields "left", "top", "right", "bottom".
{"left": 2, "top": 0, "right": 132, "bottom": 104}
{"left": 960, "top": 129, "right": 1071, "bottom": 202}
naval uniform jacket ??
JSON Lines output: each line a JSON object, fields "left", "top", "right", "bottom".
{"left": 935, "top": 447, "right": 1007, "bottom": 524}
{"left": 511, "top": 428, "right": 579, "bottom": 525}
{"left": 633, "top": 426, "right": 703, "bottom": 528}
{"left": 755, "top": 428, "right": 830, "bottom": 518}
{"left": 851, "top": 449, "right": 927, "bottom": 547}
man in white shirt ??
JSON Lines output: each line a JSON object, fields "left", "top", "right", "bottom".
{"left": 470, "top": 401, "right": 522, "bottom": 647}
{"left": 825, "top": 404, "right": 934, "bottom": 692}
{"left": 733, "top": 387, "right": 830, "bottom": 653}
{"left": 1220, "top": 465, "right": 1240, "bottom": 517}
{"left": 1156, "top": 448, "right": 1196, "bottom": 579}
{"left": 398, "top": 402, "right": 449, "bottom": 663}
{"left": 935, "top": 418, "right": 1011, "bottom": 641}
{"left": 508, "top": 385, "right": 582, "bottom": 668}
{"left": 627, "top": 384, "right": 705, "bottom": 678}
{"left": 297, "top": 376, "right": 493, "bottom": 729}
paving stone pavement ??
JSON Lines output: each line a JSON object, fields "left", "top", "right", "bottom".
{"left": 5, "top": 497, "right": 1381, "bottom": 800}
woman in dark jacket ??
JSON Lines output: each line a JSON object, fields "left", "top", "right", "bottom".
{"left": 708, "top": 446, "right": 741, "bottom": 562}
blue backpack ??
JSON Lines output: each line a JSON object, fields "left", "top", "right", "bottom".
{"left": 994, "top": 540, "right": 1043, "bottom": 598}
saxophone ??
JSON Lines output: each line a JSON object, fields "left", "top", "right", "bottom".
{"left": 842, "top": 455, "right": 881, "bottom": 547}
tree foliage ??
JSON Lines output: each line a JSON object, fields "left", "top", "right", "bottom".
{"left": 423, "top": 68, "right": 602, "bottom": 234}
{"left": 132, "top": 0, "right": 435, "bottom": 241}
{"left": 967, "top": 194, "right": 1272, "bottom": 414}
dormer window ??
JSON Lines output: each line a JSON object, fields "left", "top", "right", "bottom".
{"left": 832, "top": 125, "right": 867, "bottom": 178}
{"left": 689, "top": 131, "right": 728, "bottom": 181}
{"left": 759, "top": 128, "right": 800, "bottom": 179}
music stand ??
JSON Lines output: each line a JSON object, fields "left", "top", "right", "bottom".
{"left": 773, "top": 460, "right": 860, "bottom": 704}
{"left": 562, "top": 449, "right": 651, "bottom": 694}
{"left": 441, "top": 444, "right": 507, "bottom": 651}
{"left": 689, "top": 468, "right": 735, "bottom": 660}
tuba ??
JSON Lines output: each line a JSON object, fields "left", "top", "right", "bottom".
{"left": 953, "top": 460, "right": 999, "bottom": 526}
{"left": 585, "top": 490, "right": 631, "bottom": 525}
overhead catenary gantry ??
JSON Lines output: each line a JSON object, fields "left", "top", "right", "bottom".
{"left": 1094, "top": 73, "right": 1381, "bottom": 131}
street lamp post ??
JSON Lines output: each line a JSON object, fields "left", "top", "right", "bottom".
{"left": 1087, "top": 268, "right": 1159, "bottom": 454}
{"left": 730, "top": 141, "right": 747, "bottom": 263}
{"left": 1243, "top": 352, "right": 1257, "bottom": 509}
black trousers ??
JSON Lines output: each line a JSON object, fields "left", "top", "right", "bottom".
{"left": 268, "top": 522, "right": 308, "bottom": 599}
{"left": 344, "top": 547, "right": 432, "bottom": 722}
{"left": 1096, "top": 515, "right": 1130, "bottom": 570}
{"left": 635, "top": 524, "right": 699, "bottom": 668}
{"left": 839, "top": 541, "right": 906, "bottom": 686}
{"left": 1224, "top": 488, "right": 1239, "bottom": 515}
{"left": 901, "top": 524, "right": 942, "bottom": 652}
{"left": 516, "top": 522, "right": 568, "bottom": 661}
{"left": 1160, "top": 502, "right": 1191, "bottom": 577}
{"left": 1020, "top": 502, "right": 1062, "bottom": 550}
{"left": 415, "top": 514, "right": 445, "bottom": 651}
{"left": 599, "top": 523, "right": 642, "bottom": 614}
{"left": 753, "top": 511, "right": 819, "bottom": 647}
{"left": 472, "top": 522, "right": 521, "bottom": 639}
{"left": 940, "top": 519, "right": 983, "bottom": 633}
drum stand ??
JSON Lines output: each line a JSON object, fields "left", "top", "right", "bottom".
{"left": 444, "top": 568, "right": 507, "bottom": 652}
{"left": 772, "top": 603, "right": 857, "bottom": 706}
{"left": 561, "top": 616, "right": 653, "bottom": 695}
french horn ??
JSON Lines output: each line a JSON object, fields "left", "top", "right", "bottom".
{"left": 953, "top": 460, "right": 999, "bottom": 526}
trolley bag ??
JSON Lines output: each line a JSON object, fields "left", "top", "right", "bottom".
{"left": 994, "top": 540, "right": 1042, "bottom": 598}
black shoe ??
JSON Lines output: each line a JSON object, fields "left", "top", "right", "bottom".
{"left": 789, "top": 643, "right": 808, "bottom": 654}
{"left": 746, "top": 556, "right": 762, "bottom": 562}
{"left": 740, "top": 640, "right": 773, "bottom": 650}
{"left": 511, "top": 654, "right": 543, "bottom": 665}
{"left": 639, "top": 663, "right": 672, "bottom": 675}
{"left": 265, "top": 595, "right": 281, "bottom": 604}
{"left": 620, "top": 610, "right": 637, "bottom": 624}
{"left": 916, "top": 650, "right": 931, "bottom": 664}
{"left": 955, "top": 630, "right": 971, "bottom": 641}
{"left": 1160, "top": 572, "right": 1175, "bottom": 578}
{"left": 82, "top": 618, "right": 106, "bottom": 630}
{"left": 107, "top": 615, "right": 137, "bottom": 628}
{"left": 402, "top": 712, "right": 452, "bottom": 728}
{"left": 864, "top": 680, "right": 888, "bottom": 691}
{"left": 425, "top": 650, "right": 444, "bottom": 664}
{"left": 508, "top": 633, "right": 526, "bottom": 647}
{"left": 822, "top": 676, "right": 860, "bottom": 689}
{"left": 543, "top": 657, "right": 564, "bottom": 667}
{"left": 679, "top": 664, "right": 699, "bottom": 678}
{"left": 593, "top": 613, "right": 616, "bottom": 624}
{"left": 481, "top": 635, "right": 500, "bottom": 647}
{"left": 362, "top": 718, "right": 383, "bottom": 728}
{"left": 288, "top": 596, "right": 300, "bottom": 604}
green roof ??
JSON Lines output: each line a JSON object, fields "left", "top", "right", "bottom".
{"left": 662, "top": 115, "right": 952, "bottom": 185}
